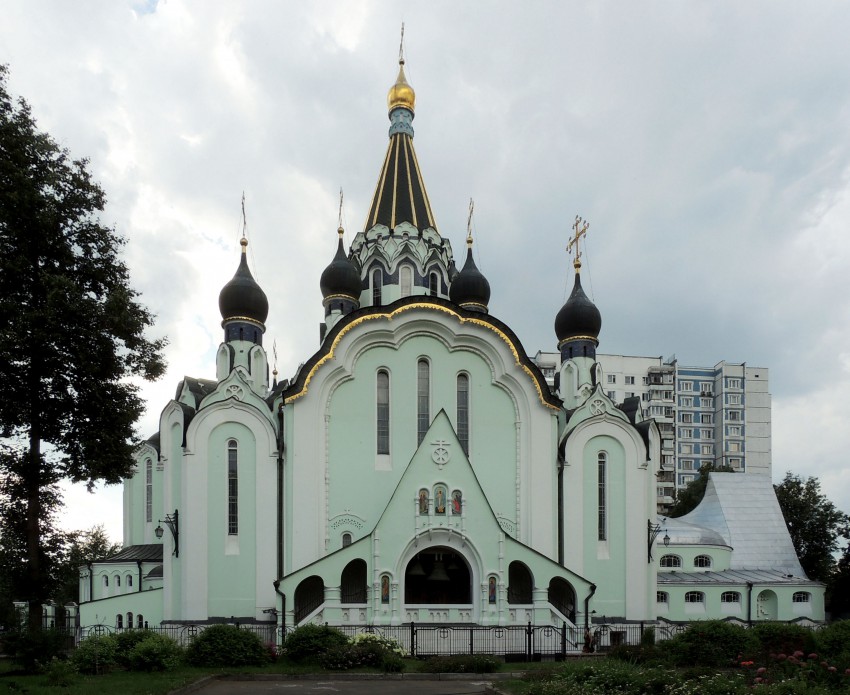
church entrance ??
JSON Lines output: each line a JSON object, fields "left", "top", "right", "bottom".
{"left": 404, "top": 547, "right": 471, "bottom": 604}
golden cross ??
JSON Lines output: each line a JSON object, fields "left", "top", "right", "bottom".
{"left": 568, "top": 215, "right": 589, "bottom": 271}
{"left": 399, "top": 23, "right": 405, "bottom": 64}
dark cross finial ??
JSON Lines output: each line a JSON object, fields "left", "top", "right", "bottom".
{"left": 399, "top": 22, "right": 405, "bottom": 64}
{"left": 568, "top": 215, "right": 589, "bottom": 272}
{"left": 466, "top": 198, "right": 474, "bottom": 246}
{"left": 338, "top": 187, "right": 344, "bottom": 230}
{"left": 241, "top": 191, "right": 247, "bottom": 239}
{"left": 272, "top": 339, "right": 278, "bottom": 376}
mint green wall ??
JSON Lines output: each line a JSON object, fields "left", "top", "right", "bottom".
{"left": 326, "top": 336, "right": 518, "bottom": 536}
{"left": 206, "top": 422, "right": 257, "bottom": 618}
{"left": 658, "top": 585, "right": 825, "bottom": 622}
{"left": 168, "top": 419, "right": 183, "bottom": 617}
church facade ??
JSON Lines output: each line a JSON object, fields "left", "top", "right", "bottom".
{"left": 78, "top": 57, "right": 824, "bottom": 635}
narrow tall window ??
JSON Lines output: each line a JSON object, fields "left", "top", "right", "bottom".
{"left": 400, "top": 264, "right": 413, "bottom": 297}
{"left": 376, "top": 370, "right": 390, "bottom": 454}
{"left": 457, "top": 374, "right": 469, "bottom": 454}
{"left": 417, "top": 359, "right": 430, "bottom": 445}
{"left": 429, "top": 272, "right": 439, "bottom": 296}
{"left": 372, "top": 268, "right": 382, "bottom": 306}
{"left": 597, "top": 452, "right": 607, "bottom": 541}
{"left": 145, "top": 458, "right": 153, "bottom": 523}
{"left": 227, "top": 439, "right": 238, "bottom": 535}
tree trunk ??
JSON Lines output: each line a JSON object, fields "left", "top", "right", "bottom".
{"left": 26, "top": 422, "right": 42, "bottom": 633}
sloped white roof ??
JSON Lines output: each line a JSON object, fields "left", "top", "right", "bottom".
{"left": 677, "top": 473, "right": 805, "bottom": 576}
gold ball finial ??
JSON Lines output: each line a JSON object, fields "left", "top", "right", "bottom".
{"left": 387, "top": 59, "right": 415, "bottom": 113}
{"left": 240, "top": 236, "right": 248, "bottom": 252}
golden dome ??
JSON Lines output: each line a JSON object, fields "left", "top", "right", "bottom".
{"left": 387, "top": 60, "right": 415, "bottom": 113}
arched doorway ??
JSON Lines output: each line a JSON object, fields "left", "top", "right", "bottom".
{"left": 757, "top": 590, "right": 778, "bottom": 620}
{"left": 547, "top": 577, "right": 576, "bottom": 623}
{"left": 340, "top": 560, "right": 367, "bottom": 604}
{"left": 293, "top": 575, "right": 325, "bottom": 623}
{"left": 508, "top": 561, "right": 533, "bottom": 604}
{"left": 404, "top": 547, "right": 471, "bottom": 604}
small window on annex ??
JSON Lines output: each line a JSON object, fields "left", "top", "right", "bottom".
{"left": 684, "top": 591, "right": 704, "bottom": 603}
{"left": 400, "top": 264, "right": 413, "bottom": 297}
{"left": 656, "top": 591, "right": 669, "bottom": 603}
{"left": 694, "top": 555, "right": 712, "bottom": 568}
{"left": 792, "top": 592, "right": 811, "bottom": 603}
{"left": 342, "top": 533, "right": 352, "bottom": 548}
{"left": 116, "top": 614, "right": 123, "bottom": 629}
{"left": 660, "top": 555, "right": 682, "bottom": 568}
{"left": 126, "top": 574, "right": 133, "bottom": 587}
{"left": 721, "top": 592, "right": 741, "bottom": 603}
{"left": 227, "top": 439, "right": 238, "bottom": 535}
{"left": 597, "top": 452, "right": 607, "bottom": 541}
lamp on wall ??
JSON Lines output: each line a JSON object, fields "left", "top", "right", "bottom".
{"left": 647, "top": 518, "right": 668, "bottom": 563}
{"left": 155, "top": 510, "right": 179, "bottom": 558}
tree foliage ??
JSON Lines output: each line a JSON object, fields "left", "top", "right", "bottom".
{"left": 668, "top": 463, "right": 734, "bottom": 518}
{"left": 774, "top": 471, "right": 849, "bottom": 584}
{"left": 0, "top": 65, "right": 165, "bottom": 628}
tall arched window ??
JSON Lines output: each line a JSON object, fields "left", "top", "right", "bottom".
{"left": 227, "top": 439, "right": 238, "bottom": 535}
{"left": 116, "top": 614, "right": 123, "bottom": 629}
{"left": 376, "top": 370, "right": 390, "bottom": 454}
{"left": 400, "top": 264, "right": 413, "bottom": 297}
{"left": 371, "top": 268, "right": 382, "bottom": 306}
{"left": 417, "top": 359, "right": 430, "bottom": 444}
{"left": 145, "top": 458, "right": 153, "bottom": 523}
{"left": 597, "top": 452, "right": 607, "bottom": 541}
{"left": 457, "top": 374, "right": 469, "bottom": 454}
{"left": 429, "top": 272, "right": 439, "bottom": 297}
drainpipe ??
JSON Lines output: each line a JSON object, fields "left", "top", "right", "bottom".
{"left": 557, "top": 454, "right": 565, "bottom": 566}
{"left": 274, "top": 580, "right": 286, "bottom": 633}
{"left": 583, "top": 583, "right": 597, "bottom": 631}
{"left": 747, "top": 582, "right": 753, "bottom": 626}
{"left": 87, "top": 562, "right": 93, "bottom": 602}
{"left": 277, "top": 403, "right": 285, "bottom": 580}
{"left": 137, "top": 560, "right": 143, "bottom": 593}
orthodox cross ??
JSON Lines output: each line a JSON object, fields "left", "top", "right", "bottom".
{"left": 240, "top": 191, "right": 248, "bottom": 241}
{"left": 466, "top": 198, "right": 474, "bottom": 244}
{"left": 568, "top": 215, "right": 589, "bottom": 272}
{"left": 399, "top": 23, "right": 405, "bottom": 64}
{"left": 338, "top": 187, "right": 344, "bottom": 230}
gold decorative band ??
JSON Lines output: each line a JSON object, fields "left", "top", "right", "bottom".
{"left": 557, "top": 335, "right": 599, "bottom": 349}
{"left": 221, "top": 316, "right": 266, "bottom": 330}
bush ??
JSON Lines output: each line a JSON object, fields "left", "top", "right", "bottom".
{"left": 640, "top": 626, "right": 656, "bottom": 646}
{"left": 43, "top": 658, "right": 77, "bottom": 686}
{"left": 127, "top": 632, "right": 183, "bottom": 671}
{"left": 3, "top": 629, "right": 69, "bottom": 673}
{"left": 72, "top": 634, "right": 119, "bottom": 675}
{"left": 816, "top": 620, "right": 850, "bottom": 663}
{"left": 658, "top": 620, "right": 758, "bottom": 667}
{"left": 186, "top": 624, "right": 269, "bottom": 667}
{"left": 419, "top": 655, "right": 500, "bottom": 673}
{"left": 113, "top": 629, "right": 155, "bottom": 668}
{"left": 381, "top": 652, "right": 405, "bottom": 672}
{"left": 750, "top": 622, "right": 816, "bottom": 659}
{"left": 283, "top": 624, "right": 348, "bottom": 663}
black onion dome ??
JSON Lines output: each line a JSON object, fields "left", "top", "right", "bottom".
{"left": 449, "top": 245, "right": 491, "bottom": 311}
{"left": 555, "top": 272, "right": 601, "bottom": 346}
{"left": 320, "top": 231, "right": 361, "bottom": 300}
{"left": 218, "top": 239, "right": 269, "bottom": 326}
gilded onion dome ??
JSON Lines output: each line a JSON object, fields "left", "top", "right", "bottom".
{"left": 449, "top": 237, "right": 491, "bottom": 313}
{"left": 555, "top": 272, "right": 601, "bottom": 349}
{"left": 320, "top": 227, "right": 362, "bottom": 300}
{"left": 219, "top": 237, "right": 269, "bottom": 329}
{"left": 387, "top": 59, "right": 416, "bottom": 113}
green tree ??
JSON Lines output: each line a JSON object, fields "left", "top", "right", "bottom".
{"left": 668, "top": 463, "right": 734, "bottom": 517}
{"left": 55, "top": 524, "right": 122, "bottom": 605}
{"left": 0, "top": 66, "right": 166, "bottom": 630}
{"left": 774, "top": 472, "right": 849, "bottom": 584}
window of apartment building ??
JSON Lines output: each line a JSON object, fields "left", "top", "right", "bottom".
{"left": 700, "top": 414, "right": 713, "bottom": 424}
{"left": 728, "top": 394, "right": 742, "bottom": 405}
{"left": 727, "top": 378, "right": 741, "bottom": 389}
{"left": 680, "top": 381, "right": 693, "bottom": 391}
{"left": 651, "top": 406, "right": 663, "bottom": 416}
{"left": 701, "top": 429, "right": 712, "bottom": 439}
{"left": 607, "top": 374, "right": 616, "bottom": 384}
{"left": 625, "top": 376, "right": 635, "bottom": 385}
{"left": 680, "top": 460, "right": 694, "bottom": 471}
{"left": 680, "top": 474, "right": 695, "bottom": 486}
{"left": 728, "top": 425, "right": 742, "bottom": 436}
{"left": 680, "top": 396, "right": 693, "bottom": 407}
{"left": 625, "top": 391, "right": 635, "bottom": 398}
{"left": 664, "top": 407, "right": 673, "bottom": 417}
{"left": 727, "top": 410, "right": 741, "bottom": 421}
{"left": 729, "top": 458, "right": 742, "bottom": 470}
{"left": 680, "top": 413, "right": 693, "bottom": 424}
{"left": 701, "top": 383, "right": 713, "bottom": 394}
{"left": 702, "top": 444, "right": 713, "bottom": 455}
{"left": 728, "top": 441, "right": 741, "bottom": 452}
{"left": 699, "top": 396, "right": 712, "bottom": 407}
{"left": 680, "top": 444, "right": 693, "bottom": 454}
{"left": 606, "top": 390, "right": 616, "bottom": 399}
{"left": 663, "top": 390, "right": 673, "bottom": 399}
{"left": 642, "top": 376, "right": 649, "bottom": 385}
{"left": 642, "top": 393, "right": 650, "bottom": 402}
{"left": 680, "top": 428, "right": 693, "bottom": 438}
{"left": 662, "top": 455, "right": 673, "bottom": 467}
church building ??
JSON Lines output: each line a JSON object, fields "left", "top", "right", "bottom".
{"left": 78, "top": 55, "right": 824, "bottom": 636}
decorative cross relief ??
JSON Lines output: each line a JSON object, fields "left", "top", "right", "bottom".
{"left": 226, "top": 384, "right": 244, "bottom": 400}
{"left": 431, "top": 439, "right": 451, "bottom": 469}
{"left": 589, "top": 399, "right": 606, "bottom": 416}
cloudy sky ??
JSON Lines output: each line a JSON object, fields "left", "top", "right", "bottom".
{"left": 3, "top": 1, "right": 849, "bottom": 540}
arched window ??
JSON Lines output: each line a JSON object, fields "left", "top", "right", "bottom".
{"left": 371, "top": 268, "right": 382, "bottom": 306}
{"left": 376, "top": 370, "right": 390, "bottom": 455}
{"left": 342, "top": 533, "right": 352, "bottom": 548}
{"left": 126, "top": 574, "right": 133, "bottom": 587}
{"left": 657, "top": 591, "right": 669, "bottom": 603}
{"left": 694, "top": 555, "right": 712, "bottom": 568}
{"left": 456, "top": 374, "right": 469, "bottom": 454}
{"left": 103, "top": 576, "right": 109, "bottom": 587}
{"left": 721, "top": 591, "right": 741, "bottom": 603}
{"left": 137, "top": 614, "right": 144, "bottom": 628}
{"left": 126, "top": 612, "right": 133, "bottom": 627}
{"left": 145, "top": 458, "right": 153, "bottom": 523}
{"left": 597, "top": 452, "right": 607, "bottom": 541}
{"left": 400, "top": 264, "right": 413, "bottom": 297}
{"left": 429, "top": 272, "right": 439, "bottom": 297}
{"left": 792, "top": 592, "right": 811, "bottom": 603}
{"left": 227, "top": 439, "right": 238, "bottom": 535}
{"left": 507, "top": 561, "right": 533, "bottom": 604}
{"left": 115, "top": 575, "right": 121, "bottom": 587}
{"left": 660, "top": 555, "right": 682, "bottom": 568}
{"left": 116, "top": 614, "right": 123, "bottom": 629}
{"left": 417, "top": 359, "right": 430, "bottom": 444}
{"left": 684, "top": 591, "right": 704, "bottom": 603}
